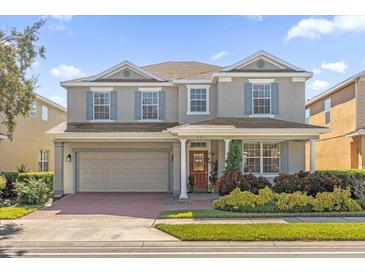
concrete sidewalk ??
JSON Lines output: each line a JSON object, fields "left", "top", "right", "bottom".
{"left": 155, "top": 216, "right": 365, "bottom": 225}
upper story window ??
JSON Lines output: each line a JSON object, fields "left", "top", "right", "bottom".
{"left": 305, "top": 109, "right": 311, "bottom": 124}
{"left": 94, "top": 91, "right": 110, "bottom": 120}
{"left": 30, "top": 102, "right": 37, "bottom": 118}
{"left": 243, "top": 142, "right": 280, "bottom": 174}
{"left": 141, "top": 91, "right": 159, "bottom": 120}
{"left": 325, "top": 98, "right": 331, "bottom": 124}
{"left": 41, "top": 105, "right": 48, "bottom": 121}
{"left": 252, "top": 83, "right": 271, "bottom": 114}
{"left": 187, "top": 85, "right": 210, "bottom": 115}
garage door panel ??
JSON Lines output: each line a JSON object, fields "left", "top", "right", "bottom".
{"left": 78, "top": 151, "right": 168, "bottom": 192}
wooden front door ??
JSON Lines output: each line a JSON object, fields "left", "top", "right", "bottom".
{"left": 189, "top": 151, "right": 208, "bottom": 190}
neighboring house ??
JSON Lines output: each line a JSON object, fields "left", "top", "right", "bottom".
{"left": 48, "top": 50, "right": 327, "bottom": 198}
{"left": 0, "top": 94, "right": 67, "bottom": 172}
{"left": 305, "top": 70, "right": 365, "bottom": 170}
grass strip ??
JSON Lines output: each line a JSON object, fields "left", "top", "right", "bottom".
{"left": 0, "top": 206, "right": 39, "bottom": 219}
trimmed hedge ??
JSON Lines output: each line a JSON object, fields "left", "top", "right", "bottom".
{"left": 17, "top": 172, "right": 53, "bottom": 191}
{"left": 0, "top": 172, "right": 19, "bottom": 199}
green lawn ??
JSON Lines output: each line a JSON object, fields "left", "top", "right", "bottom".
{"left": 158, "top": 209, "right": 365, "bottom": 219}
{"left": 155, "top": 223, "right": 365, "bottom": 241}
{"left": 0, "top": 206, "right": 39, "bottom": 219}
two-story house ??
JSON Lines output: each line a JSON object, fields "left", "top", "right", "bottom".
{"left": 0, "top": 94, "right": 66, "bottom": 172}
{"left": 305, "top": 70, "right": 365, "bottom": 170}
{"left": 48, "top": 51, "right": 327, "bottom": 199}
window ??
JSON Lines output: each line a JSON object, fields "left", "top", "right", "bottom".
{"left": 190, "top": 142, "right": 207, "bottom": 148}
{"left": 93, "top": 91, "right": 110, "bottom": 120}
{"left": 38, "top": 150, "right": 49, "bottom": 172}
{"left": 141, "top": 91, "right": 159, "bottom": 120}
{"left": 41, "top": 105, "right": 48, "bottom": 121}
{"left": 252, "top": 83, "right": 271, "bottom": 114}
{"left": 30, "top": 102, "right": 37, "bottom": 118}
{"left": 243, "top": 142, "right": 280, "bottom": 174}
{"left": 325, "top": 98, "right": 331, "bottom": 124}
{"left": 305, "top": 109, "right": 311, "bottom": 124}
{"left": 187, "top": 86, "right": 209, "bottom": 114}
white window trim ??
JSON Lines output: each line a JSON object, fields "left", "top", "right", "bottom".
{"left": 186, "top": 85, "right": 210, "bottom": 115}
{"left": 248, "top": 79, "right": 275, "bottom": 83}
{"left": 305, "top": 109, "right": 311, "bottom": 124}
{"left": 242, "top": 141, "right": 281, "bottom": 176}
{"left": 140, "top": 90, "right": 160, "bottom": 121}
{"left": 41, "top": 105, "right": 48, "bottom": 121}
{"left": 39, "top": 150, "right": 49, "bottom": 172}
{"left": 93, "top": 90, "right": 111, "bottom": 121}
{"left": 251, "top": 82, "right": 272, "bottom": 116}
{"left": 30, "top": 102, "right": 37, "bottom": 118}
{"left": 324, "top": 98, "right": 331, "bottom": 124}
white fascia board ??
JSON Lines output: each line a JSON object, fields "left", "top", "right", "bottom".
{"left": 48, "top": 131, "right": 176, "bottom": 140}
{"left": 346, "top": 129, "right": 365, "bottom": 138}
{"left": 0, "top": 134, "right": 8, "bottom": 140}
{"left": 35, "top": 94, "right": 67, "bottom": 112}
{"left": 221, "top": 50, "right": 306, "bottom": 72}
{"left": 213, "top": 72, "right": 313, "bottom": 78}
{"left": 173, "top": 79, "right": 212, "bottom": 84}
{"left": 61, "top": 82, "right": 173, "bottom": 87}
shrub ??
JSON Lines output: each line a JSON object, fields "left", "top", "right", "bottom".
{"left": 15, "top": 177, "right": 50, "bottom": 205}
{"left": 225, "top": 140, "right": 242, "bottom": 173}
{"left": 0, "top": 175, "right": 6, "bottom": 193}
{"left": 0, "top": 172, "right": 19, "bottom": 199}
{"left": 357, "top": 196, "right": 365, "bottom": 210}
{"left": 216, "top": 171, "right": 241, "bottom": 196}
{"left": 213, "top": 187, "right": 276, "bottom": 213}
{"left": 303, "top": 172, "right": 342, "bottom": 197}
{"left": 17, "top": 172, "right": 53, "bottom": 191}
{"left": 312, "top": 187, "right": 361, "bottom": 212}
{"left": 272, "top": 173, "right": 304, "bottom": 194}
{"left": 237, "top": 174, "right": 271, "bottom": 194}
{"left": 276, "top": 192, "right": 313, "bottom": 212}
{"left": 16, "top": 164, "right": 28, "bottom": 173}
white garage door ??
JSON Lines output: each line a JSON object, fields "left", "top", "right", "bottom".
{"left": 78, "top": 151, "right": 169, "bottom": 192}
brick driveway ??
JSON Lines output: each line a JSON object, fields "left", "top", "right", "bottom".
{"left": 24, "top": 192, "right": 215, "bottom": 220}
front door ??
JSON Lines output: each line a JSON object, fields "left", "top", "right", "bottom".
{"left": 189, "top": 151, "right": 208, "bottom": 190}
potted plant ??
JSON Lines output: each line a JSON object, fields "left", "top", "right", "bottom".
{"left": 187, "top": 175, "right": 194, "bottom": 193}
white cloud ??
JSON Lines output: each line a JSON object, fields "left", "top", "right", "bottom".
{"left": 321, "top": 61, "right": 348, "bottom": 73}
{"left": 308, "top": 80, "right": 331, "bottom": 91}
{"left": 246, "top": 16, "right": 263, "bottom": 22}
{"left": 312, "top": 68, "right": 322, "bottom": 75}
{"left": 48, "top": 23, "right": 68, "bottom": 32}
{"left": 50, "top": 95, "right": 66, "bottom": 106}
{"left": 50, "top": 65, "right": 86, "bottom": 80}
{"left": 209, "top": 51, "right": 230, "bottom": 62}
{"left": 285, "top": 16, "right": 365, "bottom": 41}
{"left": 49, "top": 15, "right": 73, "bottom": 22}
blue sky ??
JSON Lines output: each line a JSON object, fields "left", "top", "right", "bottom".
{"left": 1, "top": 15, "right": 365, "bottom": 107}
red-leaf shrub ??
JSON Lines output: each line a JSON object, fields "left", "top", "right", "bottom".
{"left": 216, "top": 171, "right": 241, "bottom": 196}
{"left": 237, "top": 174, "right": 271, "bottom": 194}
{"left": 303, "top": 172, "right": 342, "bottom": 197}
{"left": 272, "top": 173, "right": 304, "bottom": 194}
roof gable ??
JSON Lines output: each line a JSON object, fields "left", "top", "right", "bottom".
{"left": 90, "top": 60, "right": 165, "bottom": 82}
{"left": 222, "top": 50, "right": 306, "bottom": 72}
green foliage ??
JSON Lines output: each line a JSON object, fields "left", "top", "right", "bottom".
{"left": 0, "top": 172, "right": 19, "bottom": 198}
{"left": 276, "top": 192, "right": 313, "bottom": 212}
{"left": 155, "top": 223, "right": 365, "bottom": 241}
{"left": 0, "top": 175, "right": 6, "bottom": 191}
{"left": 225, "top": 140, "right": 242, "bottom": 173}
{"left": 16, "top": 164, "right": 28, "bottom": 173}
{"left": 15, "top": 177, "right": 50, "bottom": 205}
{"left": 0, "top": 206, "right": 38, "bottom": 219}
{"left": 357, "top": 196, "right": 365, "bottom": 210}
{"left": 0, "top": 19, "right": 46, "bottom": 140}
{"left": 17, "top": 172, "right": 53, "bottom": 191}
{"left": 312, "top": 187, "right": 361, "bottom": 212}
{"left": 209, "top": 159, "right": 218, "bottom": 185}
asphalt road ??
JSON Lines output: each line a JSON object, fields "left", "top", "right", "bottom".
{"left": 2, "top": 241, "right": 365, "bottom": 258}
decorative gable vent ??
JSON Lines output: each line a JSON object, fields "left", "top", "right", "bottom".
{"left": 123, "top": 69, "right": 130, "bottom": 78}
{"left": 256, "top": 59, "right": 265, "bottom": 68}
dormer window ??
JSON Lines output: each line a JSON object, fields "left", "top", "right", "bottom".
{"left": 252, "top": 83, "right": 271, "bottom": 115}
{"left": 93, "top": 91, "right": 110, "bottom": 120}
{"left": 187, "top": 85, "right": 210, "bottom": 115}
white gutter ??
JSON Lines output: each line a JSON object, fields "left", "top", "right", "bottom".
{"left": 61, "top": 82, "right": 173, "bottom": 87}
{"left": 213, "top": 72, "right": 313, "bottom": 78}
{"left": 346, "top": 129, "right": 365, "bottom": 138}
{"left": 36, "top": 94, "right": 67, "bottom": 112}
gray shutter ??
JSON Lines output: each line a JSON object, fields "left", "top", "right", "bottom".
{"left": 159, "top": 90, "right": 166, "bottom": 120}
{"left": 110, "top": 91, "right": 118, "bottom": 120}
{"left": 280, "top": 141, "right": 289, "bottom": 173}
{"left": 86, "top": 91, "right": 93, "bottom": 120}
{"left": 244, "top": 83, "right": 252, "bottom": 115}
{"left": 134, "top": 90, "right": 142, "bottom": 120}
{"left": 271, "top": 82, "right": 279, "bottom": 114}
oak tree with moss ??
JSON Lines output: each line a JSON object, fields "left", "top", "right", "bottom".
{"left": 0, "top": 19, "right": 46, "bottom": 140}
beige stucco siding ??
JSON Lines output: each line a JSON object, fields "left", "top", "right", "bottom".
{"left": 356, "top": 78, "right": 365, "bottom": 129}
{"left": 0, "top": 98, "right": 66, "bottom": 172}
{"left": 305, "top": 82, "right": 356, "bottom": 170}
{"left": 217, "top": 78, "right": 305, "bottom": 123}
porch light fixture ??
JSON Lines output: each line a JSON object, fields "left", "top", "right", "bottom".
{"left": 66, "top": 154, "right": 72, "bottom": 162}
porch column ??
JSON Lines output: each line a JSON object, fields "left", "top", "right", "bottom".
{"left": 310, "top": 139, "right": 316, "bottom": 172}
{"left": 54, "top": 141, "right": 64, "bottom": 198}
{"left": 224, "top": 139, "right": 231, "bottom": 164}
{"left": 179, "top": 139, "right": 188, "bottom": 199}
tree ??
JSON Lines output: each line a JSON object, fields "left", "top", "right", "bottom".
{"left": 225, "top": 140, "right": 243, "bottom": 173}
{"left": 0, "top": 19, "right": 46, "bottom": 140}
